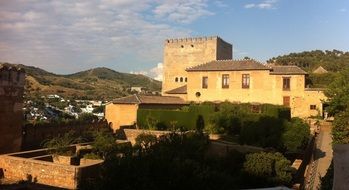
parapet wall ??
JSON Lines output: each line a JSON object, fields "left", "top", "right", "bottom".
{"left": 165, "top": 36, "right": 220, "bottom": 43}
{"left": 0, "top": 148, "right": 103, "bottom": 189}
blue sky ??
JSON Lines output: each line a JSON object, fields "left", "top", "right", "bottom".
{"left": 0, "top": 0, "right": 348, "bottom": 80}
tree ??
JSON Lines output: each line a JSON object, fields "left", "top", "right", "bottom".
{"left": 282, "top": 118, "right": 310, "bottom": 152}
{"left": 93, "top": 105, "right": 105, "bottom": 113}
{"left": 243, "top": 152, "right": 293, "bottom": 185}
{"left": 196, "top": 115, "right": 205, "bottom": 132}
{"left": 325, "top": 68, "right": 349, "bottom": 144}
{"left": 325, "top": 68, "right": 349, "bottom": 115}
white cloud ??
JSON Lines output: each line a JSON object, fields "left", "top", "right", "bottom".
{"left": 244, "top": 0, "right": 278, "bottom": 10}
{"left": 0, "top": 0, "right": 212, "bottom": 73}
{"left": 131, "top": 63, "right": 163, "bottom": 81}
{"left": 244, "top": 4, "right": 256, "bottom": 9}
{"left": 150, "top": 63, "right": 163, "bottom": 81}
{"left": 153, "top": 0, "right": 213, "bottom": 24}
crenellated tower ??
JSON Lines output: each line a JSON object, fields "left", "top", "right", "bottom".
{"left": 0, "top": 63, "right": 25, "bottom": 154}
{"left": 162, "top": 36, "right": 232, "bottom": 95}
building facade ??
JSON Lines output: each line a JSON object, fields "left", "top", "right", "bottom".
{"left": 0, "top": 64, "right": 25, "bottom": 154}
{"left": 162, "top": 36, "right": 326, "bottom": 118}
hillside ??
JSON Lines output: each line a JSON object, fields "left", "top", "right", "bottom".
{"left": 3, "top": 63, "right": 161, "bottom": 100}
{"left": 267, "top": 50, "right": 349, "bottom": 72}
{"left": 267, "top": 50, "right": 349, "bottom": 88}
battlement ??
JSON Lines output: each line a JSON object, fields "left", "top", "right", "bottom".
{"left": 165, "top": 36, "right": 224, "bottom": 44}
{"left": 0, "top": 63, "right": 26, "bottom": 87}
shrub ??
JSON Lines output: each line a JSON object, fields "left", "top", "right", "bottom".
{"left": 281, "top": 118, "right": 310, "bottom": 152}
{"left": 243, "top": 152, "right": 293, "bottom": 186}
{"left": 79, "top": 113, "right": 98, "bottom": 123}
{"left": 42, "top": 131, "right": 79, "bottom": 156}
{"left": 91, "top": 129, "right": 117, "bottom": 159}
{"left": 135, "top": 133, "right": 158, "bottom": 151}
{"left": 239, "top": 116, "right": 284, "bottom": 148}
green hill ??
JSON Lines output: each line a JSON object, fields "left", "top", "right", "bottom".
{"left": 267, "top": 50, "right": 349, "bottom": 72}
{"left": 3, "top": 63, "right": 161, "bottom": 100}
{"left": 267, "top": 50, "right": 349, "bottom": 88}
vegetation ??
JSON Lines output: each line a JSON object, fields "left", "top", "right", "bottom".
{"left": 42, "top": 131, "right": 81, "bottom": 156}
{"left": 325, "top": 68, "right": 349, "bottom": 144}
{"left": 267, "top": 50, "right": 349, "bottom": 88}
{"left": 281, "top": 118, "right": 311, "bottom": 152}
{"left": 137, "top": 102, "right": 309, "bottom": 152}
{"left": 80, "top": 131, "right": 294, "bottom": 190}
{"left": 267, "top": 50, "right": 349, "bottom": 72}
{"left": 137, "top": 103, "right": 290, "bottom": 132}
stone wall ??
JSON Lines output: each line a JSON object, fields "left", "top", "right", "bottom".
{"left": 0, "top": 64, "right": 25, "bottom": 154}
{"left": 0, "top": 149, "right": 103, "bottom": 189}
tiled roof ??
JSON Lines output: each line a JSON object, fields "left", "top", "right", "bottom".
{"left": 186, "top": 60, "right": 270, "bottom": 72}
{"left": 112, "top": 94, "right": 187, "bottom": 105}
{"left": 313, "top": 66, "right": 328, "bottom": 74}
{"left": 166, "top": 85, "right": 187, "bottom": 94}
{"left": 270, "top": 66, "right": 307, "bottom": 75}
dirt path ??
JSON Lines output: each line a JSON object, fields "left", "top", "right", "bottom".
{"left": 313, "top": 121, "right": 333, "bottom": 189}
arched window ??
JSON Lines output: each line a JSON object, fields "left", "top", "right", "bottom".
{"left": 175, "top": 77, "right": 178, "bottom": 82}
{"left": 180, "top": 77, "right": 183, "bottom": 82}
{"left": 185, "top": 77, "right": 187, "bottom": 82}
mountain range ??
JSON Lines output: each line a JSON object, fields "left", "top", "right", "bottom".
{"left": 5, "top": 63, "right": 162, "bottom": 100}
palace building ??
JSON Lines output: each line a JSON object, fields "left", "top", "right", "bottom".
{"left": 105, "top": 36, "right": 326, "bottom": 131}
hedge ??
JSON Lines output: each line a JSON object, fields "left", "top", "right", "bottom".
{"left": 137, "top": 104, "right": 214, "bottom": 130}
{"left": 137, "top": 103, "right": 290, "bottom": 131}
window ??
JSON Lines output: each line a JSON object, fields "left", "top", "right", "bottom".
{"left": 222, "top": 74, "right": 229, "bottom": 88}
{"left": 180, "top": 77, "right": 183, "bottom": 82}
{"left": 185, "top": 77, "right": 187, "bottom": 82}
{"left": 251, "top": 105, "right": 261, "bottom": 113}
{"left": 242, "top": 74, "right": 250, "bottom": 88}
{"left": 283, "top": 96, "right": 290, "bottom": 107}
{"left": 310, "top": 105, "right": 317, "bottom": 110}
{"left": 283, "top": 77, "right": 290, "bottom": 90}
{"left": 175, "top": 77, "right": 178, "bottom": 82}
{"left": 181, "top": 45, "right": 184, "bottom": 48}
{"left": 191, "top": 44, "right": 194, "bottom": 47}
{"left": 202, "top": 76, "right": 208, "bottom": 89}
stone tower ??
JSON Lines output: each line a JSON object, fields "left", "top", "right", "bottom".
{"left": 0, "top": 63, "right": 25, "bottom": 154}
{"left": 162, "top": 36, "right": 232, "bottom": 95}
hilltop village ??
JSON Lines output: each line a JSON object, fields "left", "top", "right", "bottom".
{"left": 0, "top": 36, "right": 347, "bottom": 190}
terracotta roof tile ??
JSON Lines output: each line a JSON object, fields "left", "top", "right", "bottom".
{"left": 112, "top": 94, "right": 187, "bottom": 105}
{"left": 270, "top": 66, "right": 307, "bottom": 75}
{"left": 186, "top": 60, "right": 270, "bottom": 72}
{"left": 166, "top": 85, "right": 187, "bottom": 94}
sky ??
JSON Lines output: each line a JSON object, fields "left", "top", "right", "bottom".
{"left": 0, "top": 0, "right": 348, "bottom": 80}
